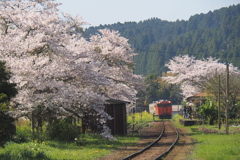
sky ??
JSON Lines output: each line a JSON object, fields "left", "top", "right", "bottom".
{"left": 55, "top": 0, "right": 240, "bottom": 27}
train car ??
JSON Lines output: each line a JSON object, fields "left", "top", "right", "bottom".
{"left": 154, "top": 100, "right": 172, "bottom": 119}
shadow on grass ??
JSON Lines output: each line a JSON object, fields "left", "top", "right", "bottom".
{"left": 47, "top": 141, "right": 83, "bottom": 150}
{"left": 46, "top": 135, "right": 141, "bottom": 151}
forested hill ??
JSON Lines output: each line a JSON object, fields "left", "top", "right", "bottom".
{"left": 84, "top": 4, "right": 240, "bottom": 76}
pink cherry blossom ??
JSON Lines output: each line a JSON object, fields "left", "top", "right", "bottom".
{"left": 0, "top": 0, "right": 143, "bottom": 139}
{"left": 163, "top": 55, "right": 240, "bottom": 98}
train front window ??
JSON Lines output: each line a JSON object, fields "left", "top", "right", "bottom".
{"left": 157, "top": 104, "right": 168, "bottom": 107}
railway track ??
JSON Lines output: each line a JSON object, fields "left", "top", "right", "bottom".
{"left": 121, "top": 120, "right": 179, "bottom": 160}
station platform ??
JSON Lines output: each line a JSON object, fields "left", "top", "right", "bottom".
{"left": 179, "top": 119, "right": 202, "bottom": 126}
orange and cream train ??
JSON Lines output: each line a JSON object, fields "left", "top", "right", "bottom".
{"left": 149, "top": 100, "right": 172, "bottom": 119}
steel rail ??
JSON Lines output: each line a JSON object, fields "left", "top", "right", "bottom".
{"left": 121, "top": 120, "right": 179, "bottom": 160}
{"left": 154, "top": 122, "right": 179, "bottom": 160}
{"left": 121, "top": 120, "right": 165, "bottom": 160}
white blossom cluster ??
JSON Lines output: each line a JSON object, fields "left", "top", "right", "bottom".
{"left": 0, "top": 0, "right": 143, "bottom": 139}
{"left": 163, "top": 55, "right": 240, "bottom": 98}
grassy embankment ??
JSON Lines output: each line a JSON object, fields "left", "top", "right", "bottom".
{"left": 2, "top": 112, "right": 240, "bottom": 159}
{"left": 0, "top": 111, "right": 153, "bottom": 160}
{"left": 173, "top": 114, "right": 240, "bottom": 160}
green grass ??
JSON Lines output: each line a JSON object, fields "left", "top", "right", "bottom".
{"left": 172, "top": 114, "right": 240, "bottom": 160}
{"left": 0, "top": 112, "right": 157, "bottom": 160}
{"left": 0, "top": 134, "right": 140, "bottom": 160}
{"left": 189, "top": 133, "right": 240, "bottom": 160}
{"left": 8, "top": 113, "right": 240, "bottom": 159}
{"left": 0, "top": 113, "right": 155, "bottom": 159}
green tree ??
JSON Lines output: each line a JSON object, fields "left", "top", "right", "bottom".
{"left": 144, "top": 73, "right": 182, "bottom": 105}
{"left": 0, "top": 61, "right": 17, "bottom": 102}
{"left": 204, "top": 72, "right": 240, "bottom": 119}
{"left": 0, "top": 111, "right": 16, "bottom": 147}
{"left": 0, "top": 61, "right": 17, "bottom": 147}
{"left": 144, "top": 74, "right": 159, "bottom": 104}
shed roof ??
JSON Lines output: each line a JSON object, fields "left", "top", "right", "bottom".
{"left": 186, "top": 92, "right": 209, "bottom": 101}
{"left": 106, "top": 99, "right": 130, "bottom": 104}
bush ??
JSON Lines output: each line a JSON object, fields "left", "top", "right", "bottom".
{"left": 198, "top": 99, "right": 218, "bottom": 125}
{"left": 14, "top": 124, "right": 32, "bottom": 143}
{"left": 0, "top": 111, "right": 16, "bottom": 147}
{"left": 47, "top": 117, "right": 78, "bottom": 141}
{"left": 0, "top": 142, "right": 51, "bottom": 160}
{"left": 127, "top": 111, "right": 154, "bottom": 125}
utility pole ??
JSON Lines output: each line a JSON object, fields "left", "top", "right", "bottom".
{"left": 218, "top": 75, "right": 221, "bottom": 129}
{"left": 226, "top": 63, "right": 229, "bottom": 134}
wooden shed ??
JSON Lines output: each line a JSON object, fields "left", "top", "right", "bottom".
{"left": 105, "top": 99, "right": 130, "bottom": 136}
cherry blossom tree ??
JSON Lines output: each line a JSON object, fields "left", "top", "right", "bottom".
{"left": 89, "top": 29, "right": 143, "bottom": 103}
{"left": 164, "top": 55, "right": 240, "bottom": 134}
{"left": 163, "top": 55, "right": 240, "bottom": 98}
{"left": 163, "top": 55, "right": 240, "bottom": 131}
{"left": 0, "top": 0, "right": 143, "bottom": 139}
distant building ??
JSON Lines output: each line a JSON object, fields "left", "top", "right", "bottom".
{"left": 172, "top": 104, "right": 182, "bottom": 117}
{"left": 186, "top": 92, "right": 208, "bottom": 102}
{"left": 186, "top": 92, "right": 209, "bottom": 107}
{"left": 172, "top": 105, "right": 182, "bottom": 112}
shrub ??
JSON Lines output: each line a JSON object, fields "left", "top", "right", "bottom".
{"left": 0, "top": 142, "right": 51, "bottom": 160}
{"left": 14, "top": 124, "right": 32, "bottom": 143}
{"left": 127, "top": 111, "right": 153, "bottom": 125}
{"left": 47, "top": 117, "right": 78, "bottom": 141}
{"left": 198, "top": 99, "right": 218, "bottom": 125}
